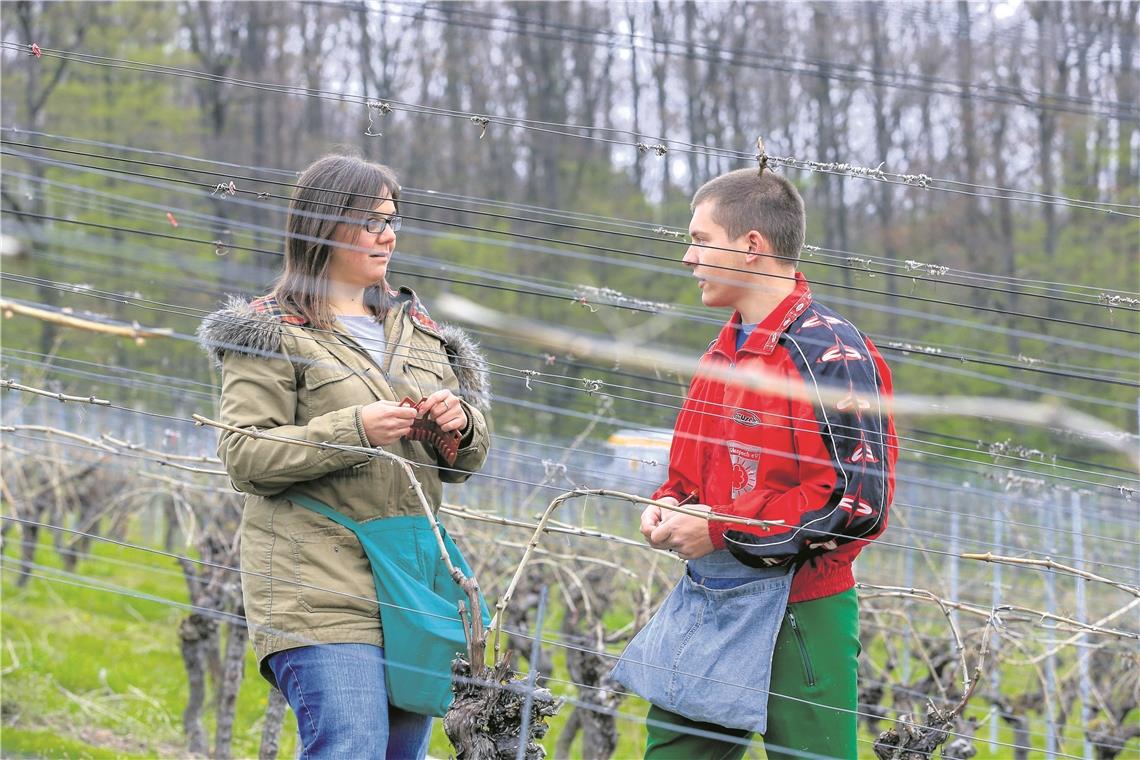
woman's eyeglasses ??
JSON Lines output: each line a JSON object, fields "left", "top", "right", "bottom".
{"left": 363, "top": 215, "right": 401, "bottom": 235}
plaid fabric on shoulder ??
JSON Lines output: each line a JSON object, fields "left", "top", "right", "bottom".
{"left": 408, "top": 298, "right": 440, "bottom": 333}
{"left": 250, "top": 295, "right": 307, "bottom": 325}
{"left": 392, "top": 286, "right": 441, "bottom": 333}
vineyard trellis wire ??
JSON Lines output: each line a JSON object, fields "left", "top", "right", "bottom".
{"left": 2, "top": 5, "right": 1137, "bottom": 755}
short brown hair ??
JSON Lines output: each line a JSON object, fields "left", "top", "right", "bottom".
{"left": 273, "top": 154, "right": 401, "bottom": 328}
{"left": 691, "top": 168, "right": 805, "bottom": 265}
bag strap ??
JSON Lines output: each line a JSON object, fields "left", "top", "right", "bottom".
{"left": 284, "top": 490, "right": 361, "bottom": 533}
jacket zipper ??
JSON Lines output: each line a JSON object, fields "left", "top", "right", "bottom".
{"left": 785, "top": 609, "right": 816, "bottom": 687}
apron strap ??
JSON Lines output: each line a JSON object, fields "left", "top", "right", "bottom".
{"left": 284, "top": 490, "right": 361, "bottom": 532}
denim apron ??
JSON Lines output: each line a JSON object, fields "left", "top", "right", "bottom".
{"left": 609, "top": 550, "right": 793, "bottom": 733}
{"left": 286, "top": 492, "right": 489, "bottom": 718}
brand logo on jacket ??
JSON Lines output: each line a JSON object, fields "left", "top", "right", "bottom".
{"left": 847, "top": 443, "right": 880, "bottom": 464}
{"left": 838, "top": 495, "right": 877, "bottom": 517}
{"left": 836, "top": 392, "right": 871, "bottom": 412}
{"left": 819, "top": 342, "right": 865, "bottom": 363}
{"left": 732, "top": 409, "right": 762, "bottom": 427}
{"left": 802, "top": 314, "right": 846, "bottom": 329}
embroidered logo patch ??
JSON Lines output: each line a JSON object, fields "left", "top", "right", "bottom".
{"left": 728, "top": 441, "right": 761, "bottom": 499}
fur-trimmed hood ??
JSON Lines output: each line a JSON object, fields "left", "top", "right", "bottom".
{"left": 434, "top": 322, "right": 492, "bottom": 413}
{"left": 197, "top": 295, "right": 492, "bottom": 412}
{"left": 197, "top": 295, "right": 287, "bottom": 368}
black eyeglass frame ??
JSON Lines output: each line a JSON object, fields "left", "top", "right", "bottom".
{"left": 363, "top": 215, "right": 401, "bottom": 235}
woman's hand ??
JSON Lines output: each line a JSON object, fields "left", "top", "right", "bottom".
{"left": 420, "top": 389, "right": 468, "bottom": 434}
{"left": 361, "top": 400, "right": 418, "bottom": 446}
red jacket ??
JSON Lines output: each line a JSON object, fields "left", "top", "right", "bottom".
{"left": 653, "top": 273, "right": 898, "bottom": 603}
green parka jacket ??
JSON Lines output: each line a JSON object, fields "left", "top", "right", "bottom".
{"left": 197, "top": 287, "right": 491, "bottom": 680}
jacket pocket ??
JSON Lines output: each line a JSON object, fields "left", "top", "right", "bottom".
{"left": 298, "top": 364, "right": 369, "bottom": 418}
{"left": 289, "top": 524, "right": 378, "bottom": 618}
{"left": 402, "top": 348, "right": 447, "bottom": 399}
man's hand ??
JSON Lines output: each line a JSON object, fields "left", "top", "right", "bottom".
{"left": 640, "top": 496, "right": 678, "bottom": 545}
{"left": 649, "top": 504, "right": 715, "bottom": 560}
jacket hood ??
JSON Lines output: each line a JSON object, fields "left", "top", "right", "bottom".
{"left": 197, "top": 295, "right": 492, "bottom": 412}
{"left": 197, "top": 295, "right": 286, "bottom": 368}
{"left": 435, "top": 321, "right": 491, "bottom": 412}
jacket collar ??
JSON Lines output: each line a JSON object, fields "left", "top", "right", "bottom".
{"left": 711, "top": 272, "right": 813, "bottom": 358}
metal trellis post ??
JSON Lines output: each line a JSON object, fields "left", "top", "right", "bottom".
{"left": 516, "top": 584, "right": 548, "bottom": 760}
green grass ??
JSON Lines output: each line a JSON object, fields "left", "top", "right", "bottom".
{"left": 1, "top": 535, "right": 297, "bottom": 759}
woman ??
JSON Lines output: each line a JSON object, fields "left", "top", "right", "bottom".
{"left": 198, "top": 154, "right": 491, "bottom": 759}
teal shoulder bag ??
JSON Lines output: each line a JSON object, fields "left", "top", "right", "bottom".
{"left": 286, "top": 491, "right": 489, "bottom": 717}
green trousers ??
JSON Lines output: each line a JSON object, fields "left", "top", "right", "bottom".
{"left": 644, "top": 588, "right": 860, "bottom": 760}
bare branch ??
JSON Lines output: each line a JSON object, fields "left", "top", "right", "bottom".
{"left": 3, "top": 379, "right": 110, "bottom": 406}
{"left": 1, "top": 299, "right": 174, "bottom": 343}
{"left": 961, "top": 552, "right": 1140, "bottom": 598}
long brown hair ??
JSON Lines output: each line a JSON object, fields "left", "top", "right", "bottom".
{"left": 273, "top": 154, "right": 401, "bottom": 328}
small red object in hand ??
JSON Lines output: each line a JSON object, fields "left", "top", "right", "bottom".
{"left": 398, "top": 397, "right": 461, "bottom": 466}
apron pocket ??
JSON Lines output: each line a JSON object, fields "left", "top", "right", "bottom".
{"left": 610, "top": 569, "right": 792, "bottom": 733}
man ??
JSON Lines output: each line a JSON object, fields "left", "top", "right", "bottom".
{"left": 616, "top": 168, "right": 897, "bottom": 759}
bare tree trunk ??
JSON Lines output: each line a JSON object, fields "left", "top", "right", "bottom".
{"left": 259, "top": 686, "right": 289, "bottom": 760}
{"left": 1031, "top": 3, "right": 1071, "bottom": 322}
{"left": 867, "top": 3, "right": 898, "bottom": 308}
{"left": 726, "top": 2, "right": 750, "bottom": 166}
{"left": 993, "top": 110, "right": 1020, "bottom": 357}
{"left": 442, "top": 2, "right": 468, "bottom": 217}
{"left": 16, "top": 522, "right": 39, "bottom": 589}
{"left": 1067, "top": 3, "right": 1096, "bottom": 201}
{"left": 180, "top": 612, "right": 216, "bottom": 757}
{"left": 682, "top": 1, "right": 700, "bottom": 190}
{"left": 184, "top": 0, "right": 242, "bottom": 285}
{"left": 1114, "top": 1, "right": 1138, "bottom": 196}
{"left": 999, "top": 706, "right": 1031, "bottom": 760}
{"left": 213, "top": 615, "right": 249, "bottom": 760}
{"left": 811, "top": 6, "right": 849, "bottom": 288}
{"left": 651, "top": 1, "right": 673, "bottom": 200}
{"left": 15, "top": 0, "right": 91, "bottom": 356}
{"left": 629, "top": 11, "right": 644, "bottom": 191}
{"left": 554, "top": 708, "right": 582, "bottom": 759}
{"left": 302, "top": 4, "right": 326, "bottom": 137}
{"left": 554, "top": 568, "right": 623, "bottom": 760}
{"left": 243, "top": 3, "right": 272, "bottom": 265}
{"left": 163, "top": 496, "right": 179, "bottom": 552}
{"left": 700, "top": 14, "right": 725, "bottom": 178}
{"left": 916, "top": 3, "right": 940, "bottom": 220}
{"left": 957, "top": 2, "right": 983, "bottom": 273}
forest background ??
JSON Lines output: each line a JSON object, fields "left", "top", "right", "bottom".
{"left": 2, "top": 0, "right": 1137, "bottom": 452}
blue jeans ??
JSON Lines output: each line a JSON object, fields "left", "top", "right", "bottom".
{"left": 267, "top": 643, "right": 433, "bottom": 760}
